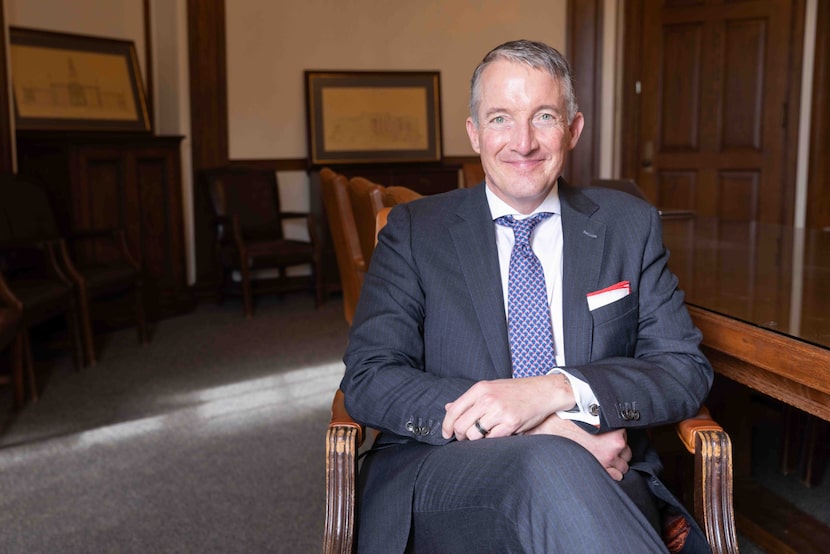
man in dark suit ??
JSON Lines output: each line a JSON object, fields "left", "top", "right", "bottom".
{"left": 341, "top": 39, "right": 713, "bottom": 553}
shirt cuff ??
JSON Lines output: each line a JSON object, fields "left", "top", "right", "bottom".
{"left": 547, "top": 368, "right": 601, "bottom": 426}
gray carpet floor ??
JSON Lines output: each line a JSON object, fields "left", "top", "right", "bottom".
{"left": 0, "top": 294, "right": 349, "bottom": 553}
{"left": 0, "top": 292, "right": 826, "bottom": 552}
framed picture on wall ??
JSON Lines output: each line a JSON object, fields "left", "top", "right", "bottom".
{"left": 305, "top": 70, "right": 442, "bottom": 165}
{"left": 8, "top": 27, "right": 151, "bottom": 132}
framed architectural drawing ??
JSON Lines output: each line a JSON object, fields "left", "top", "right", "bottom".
{"left": 305, "top": 70, "right": 442, "bottom": 165}
{"left": 9, "top": 27, "right": 151, "bottom": 132}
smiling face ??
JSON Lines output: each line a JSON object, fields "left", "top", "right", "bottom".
{"left": 466, "top": 59, "right": 584, "bottom": 214}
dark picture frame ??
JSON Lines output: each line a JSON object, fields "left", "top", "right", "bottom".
{"left": 9, "top": 27, "right": 151, "bottom": 132}
{"left": 305, "top": 70, "right": 442, "bottom": 165}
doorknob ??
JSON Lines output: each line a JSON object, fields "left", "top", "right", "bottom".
{"left": 642, "top": 140, "right": 654, "bottom": 172}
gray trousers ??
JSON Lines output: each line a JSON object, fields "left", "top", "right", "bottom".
{"left": 406, "top": 435, "right": 668, "bottom": 554}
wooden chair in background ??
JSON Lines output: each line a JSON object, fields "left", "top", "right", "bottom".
{"left": 380, "top": 185, "right": 423, "bottom": 206}
{"left": 0, "top": 176, "right": 88, "bottom": 396}
{"left": 202, "top": 167, "right": 324, "bottom": 318}
{"left": 0, "top": 272, "right": 25, "bottom": 408}
{"left": 347, "top": 176, "right": 424, "bottom": 269}
{"left": 0, "top": 173, "right": 145, "bottom": 368}
{"left": 320, "top": 169, "right": 365, "bottom": 326}
{"left": 346, "top": 177, "right": 385, "bottom": 270}
{"left": 324, "top": 196, "right": 738, "bottom": 554}
{"left": 321, "top": 168, "right": 424, "bottom": 325}
{"left": 462, "top": 160, "right": 485, "bottom": 187}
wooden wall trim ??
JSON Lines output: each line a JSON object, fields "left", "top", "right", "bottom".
{"left": 223, "top": 157, "right": 483, "bottom": 173}
{"left": 187, "top": 0, "right": 230, "bottom": 286}
{"left": 567, "top": 0, "right": 603, "bottom": 186}
{"left": 187, "top": 0, "right": 228, "bottom": 172}
{"left": 442, "top": 155, "right": 481, "bottom": 167}
{"left": 143, "top": 0, "right": 154, "bottom": 124}
{"left": 227, "top": 158, "right": 309, "bottom": 172}
{"left": 0, "top": 0, "right": 13, "bottom": 173}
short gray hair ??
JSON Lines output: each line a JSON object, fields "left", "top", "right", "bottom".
{"left": 469, "top": 39, "right": 578, "bottom": 126}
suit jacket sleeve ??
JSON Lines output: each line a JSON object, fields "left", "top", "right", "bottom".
{"left": 558, "top": 189, "right": 713, "bottom": 432}
{"left": 341, "top": 200, "right": 477, "bottom": 446}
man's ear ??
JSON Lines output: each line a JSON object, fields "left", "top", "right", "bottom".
{"left": 567, "top": 112, "right": 585, "bottom": 150}
{"left": 465, "top": 117, "right": 481, "bottom": 154}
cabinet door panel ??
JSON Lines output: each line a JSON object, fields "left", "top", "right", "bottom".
{"left": 16, "top": 133, "right": 190, "bottom": 319}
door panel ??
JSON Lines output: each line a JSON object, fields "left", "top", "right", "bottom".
{"left": 635, "top": 0, "right": 799, "bottom": 225}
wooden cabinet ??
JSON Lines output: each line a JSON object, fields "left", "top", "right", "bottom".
{"left": 16, "top": 132, "right": 193, "bottom": 319}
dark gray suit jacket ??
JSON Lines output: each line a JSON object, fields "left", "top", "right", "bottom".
{"left": 341, "top": 179, "right": 713, "bottom": 552}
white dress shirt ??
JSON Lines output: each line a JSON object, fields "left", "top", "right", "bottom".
{"left": 486, "top": 184, "right": 600, "bottom": 426}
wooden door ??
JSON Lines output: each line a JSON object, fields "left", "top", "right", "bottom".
{"left": 626, "top": 0, "right": 803, "bottom": 225}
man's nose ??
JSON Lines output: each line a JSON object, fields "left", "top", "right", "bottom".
{"left": 510, "top": 121, "right": 538, "bottom": 154}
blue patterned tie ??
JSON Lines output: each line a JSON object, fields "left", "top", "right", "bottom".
{"left": 495, "top": 213, "right": 556, "bottom": 378}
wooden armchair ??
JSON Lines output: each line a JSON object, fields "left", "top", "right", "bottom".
{"left": 325, "top": 397, "right": 737, "bottom": 553}
{"left": 1, "top": 173, "right": 145, "bottom": 367}
{"left": 346, "top": 177, "right": 385, "bottom": 269}
{"left": 324, "top": 204, "right": 738, "bottom": 554}
{"left": 320, "top": 169, "right": 424, "bottom": 326}
{"left": 462, "top": 160, "right": 485, "bottom": 187}
{"left": 346, "top": 177, "right": 424, "bottom": 266}
{"left": 202, "top": 167, "right": 324, "bottom": 318}
{"left": 320, "top": 169, "right": 365, "bottom": 326}
{"left": 56, "top": 227, "right": 147, "bottom": 359}
{"left": 0, "top": 236, "right": 84, "bottom": 396}
{"left": 0, "top": 272, "right": 25, "bottom": 408}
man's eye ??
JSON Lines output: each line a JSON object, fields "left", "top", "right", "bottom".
{"left": 491, "top": 116, "right": 506, "bottom": 124}
{"left": 534, "top": 113, "right": 560, "bottom": 127}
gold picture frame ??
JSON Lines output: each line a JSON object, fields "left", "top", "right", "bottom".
{"left": 305, "top": 70, "right": 442, "bottom": 165}
{"left": 9, "top": 27, "right": 151, "bottom": 132}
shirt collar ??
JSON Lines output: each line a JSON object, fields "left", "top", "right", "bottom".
{"left": 486, "top": 180, "right": 561, "bottom": 221}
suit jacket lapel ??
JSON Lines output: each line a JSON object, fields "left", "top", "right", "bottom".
{"left": 449, "top": 186, "right": 512, "bottom": 378}
{"left": 559, "top": 181, "right": 606, "bottom": 366}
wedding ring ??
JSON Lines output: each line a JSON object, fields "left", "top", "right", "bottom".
{"left": 474, "top": 419, "right": 489, "bottom": 437}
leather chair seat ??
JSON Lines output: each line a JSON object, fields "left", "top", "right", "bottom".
{"left": 9, "top": 280, "right": 72, "bottom": 324}
{"left": 77, "top": 263, "right": 138, "bottom": 293}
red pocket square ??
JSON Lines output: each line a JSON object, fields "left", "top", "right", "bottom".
{"left": 586, "top": 281, "right": 630, "bottom": 311}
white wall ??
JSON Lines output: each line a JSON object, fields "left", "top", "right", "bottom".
{"left": 225, "top": 0, "right": 568, "bottom": 159}
{"left": 7, "top": 0, "right": 147, "bottom": 83}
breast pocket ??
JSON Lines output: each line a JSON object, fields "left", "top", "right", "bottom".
{"left": 589, "top": 293, "right": 638, "bottom": 359}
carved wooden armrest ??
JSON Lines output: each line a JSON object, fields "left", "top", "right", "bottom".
{"left": 0, "top": 271, "right": 22, "bottom": 311}
{"left": 324, "top": 389, "right": 365, "bottom": 554}
{"left": 68, "top": 228, "right": 141, "bottom": 270}
{"left": 675, "top": 407, "right": 738, "bottom": 553}
{"left": 0, "top": 238, "right": 74, "bottom": 286}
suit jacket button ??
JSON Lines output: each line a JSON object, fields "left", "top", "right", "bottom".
{"left": 406, "top": 422, "right": 416, "bottom": 433}
{"left": 419, "top": 426, "right": 430, "bottom": 436}
{"left": 631, "top": 411, "right": 640, "bottom": 421}
{"left": 589, "top": 403, "right": 600, "bottom": 417}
